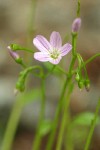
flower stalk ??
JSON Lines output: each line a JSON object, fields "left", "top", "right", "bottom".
{"left": 56, "top": 81, "right": 74, "bottom": 150}
{"left": 45, "top": 76, "right": 69, "bottom": 150}
{"left": 1, "top": 97, "right": 24, "bottom": 150}
{"left": 32, "top": 77, "right": 46, "bottom": 150}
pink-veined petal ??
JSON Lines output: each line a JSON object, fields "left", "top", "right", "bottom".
{"left": 49, "top": 56, "right": 62, "bottom": 65}
{"left": 34, "top": 52, "right": 50, "bottom": 62}
{"left": 33, "top": 35, "right": 51, "bottom": 52}
{"left": 50, "top": 31, "right": 62, "bottom": 49}
{"left": 60, "top": 43, "right": 72, "bottom": 56}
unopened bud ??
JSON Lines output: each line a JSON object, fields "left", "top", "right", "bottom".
{"left": 72, "top": 18, "right": 81, "bottom": 33}
{"left": 75, "top": 73, "right": 80, "bottom": 81}
{"left": 78, "top": 80, "right": 84, "bottom": 90}
{"left": 85, "top": 79, "right": 90, "bottom": 92}
{"left": 8, "top": 48, "right": 19, "bottom": 60}
{"left": 8, "top": 46, "right": 23, "bottom": 64}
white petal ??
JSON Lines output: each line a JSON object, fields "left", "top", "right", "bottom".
{"left": 34, "top": 52, "right": 50, "bottom": 62}
{"left": 60, "top": 43, "right": 72, "bottom": 56}
{"left": 50, "top": 31, "right": 62, "bottom": 49}
{"left": 33, "top": 35, "right": 51, "bottom": 52}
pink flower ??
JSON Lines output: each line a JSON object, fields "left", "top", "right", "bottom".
{"left": 33, "top": 31, "right": 72, "bottom": 64}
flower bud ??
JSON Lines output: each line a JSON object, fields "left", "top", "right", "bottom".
{"left": 75, "top": 72, "right": 80, "bottom": 81}
{"left": 78, "top": 80, "right": 84, "bottom": 90}
{"left": 8, "top": 48, "right": 19, "bottom": 60}
{"left": 85, "top": 79, "right": 90, "bottom": 92}
{"left": 72, "top": 18, "right": 81, "bottom": 33}
{"left": 8, "top": 46, "right": 23, "bottom": 64}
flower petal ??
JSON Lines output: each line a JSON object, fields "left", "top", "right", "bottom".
{"left": 60, "top": 43, "right": 72, "bottom": 56}
{"left": 33, "top": 35, "right": 51, "bottom": 52}
{"left": 49, "top": 56, "right": 62, "bottom": 65}
{"left": 50, "top": 31, "right": 62, "bottom": 49}
{"left": 34, "top": 52, "right": 50, "bottom": 62}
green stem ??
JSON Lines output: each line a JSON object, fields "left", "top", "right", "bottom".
{"left": 54, "top": 17, "right": 79, "bottom": 150}
{"left": 32, "top": 78, "right": 45, "bottom": 150}
{"left": 77, "top": 53, "right": 88, "bottom": 79}
{"left": 28, "top": 0, "right": 37, "bottom": 36}
{"left": 45, "top": 19, "right": 78, "bottom": 150}
{"left": 1, "top": 97, "right": 24, "bottom": 150}
{"left": 71, "top": 33, "right": 77, "bottom": 56}
{"left": 45, "top": 76, "right": 69, "bottom": 150}
{"left": 84, "top": 53, "right": 100, "bottom": 66}
{"left": 10, "top": 44, "right": 34, "bottom": 53}
{"left": 65, "top": 125, "right": 74, "bottom": 150}
{"left": 15, "top": 48, "right": 34, "bottom": 53}
{"left": 77, "top": 0, "right": 80, "bottom": 17}
{"left": 84, "top": 98, "right": 100, "bottom": 150}
{"left": 32, "top": 65, "right": 57, "bottom": 149}
{"left": 21, "top": 62, "right": 27, "bottom": 68}
{"left": 56, "top": 82, "right": 74, "bottom": 150}
{"left": 26, "top": 0, "right": 37, "bottom": 64}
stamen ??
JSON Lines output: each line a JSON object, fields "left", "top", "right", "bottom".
{"left": 50, "top": 49, "right": 60, "bottom": 59}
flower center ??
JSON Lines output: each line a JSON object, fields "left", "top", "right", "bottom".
{"left": 50, "top": 49, "right": 60, "bottom": 59}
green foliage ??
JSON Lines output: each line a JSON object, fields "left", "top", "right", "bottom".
{"left": 67, "top": 112, "right": 100, "bottom": 149}
{"left": 72, "top": 112, "right": 100, "bottom": 126}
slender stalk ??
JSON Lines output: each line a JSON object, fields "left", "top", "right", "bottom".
{"left": 15, "top": 48, "right": 34, "bottom": 53}
{"left": 32, "top": 78, "right": 45, "bottom": 150}
{"left": 55, "top": 10, "right": 80, "bottom": 149}
{"left": 46, "top": 17, "right": 79, "bottom": 150}
{"left": 65, "top": 124, "right": 74, "bottom": 150}
{"left": 84, "top": 98, "right": 100, "bottom": 150}
{"left": 56, "top": 82, "right": 74, "bottom": 150}
{"left": 77, "top": 0, "right": 80, "bottom": 17}
{"left": 77, "top": 53, "right": 88, "bottom": 79}
{"left": 84, "top": 53, "right": 100, "bottom": 66}
{"left": 26, "top": 0, "right": 37, "bottom": 64}
{"left": 68, "top": 32, "right": 77, "bottom": 74}
{"left": 71, "top": 33, "right": 77, "bottom": 56}
{"left": 32, "top": 65, "right": 57, "bottom": 149}
{"left": 28, "top": 0, "right": 37, "bottom": 36}
{"left": 1, "top": 97, "right": 24, "bottom": 150}
{"left": 45, "top": 76, "right": 69, "bottom": 150}
{"left": 10, "top": 44, "right": 34, "bottom": 53}
{"left": 21, "top": 62, "right": 27, "bottom": 68}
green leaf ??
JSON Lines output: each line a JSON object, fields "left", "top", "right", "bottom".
{"left": 39, "top": 120, "right": 52, "bottom": 136}
{"left": 72, "top": 112, "right": 100, "bottom": 126}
